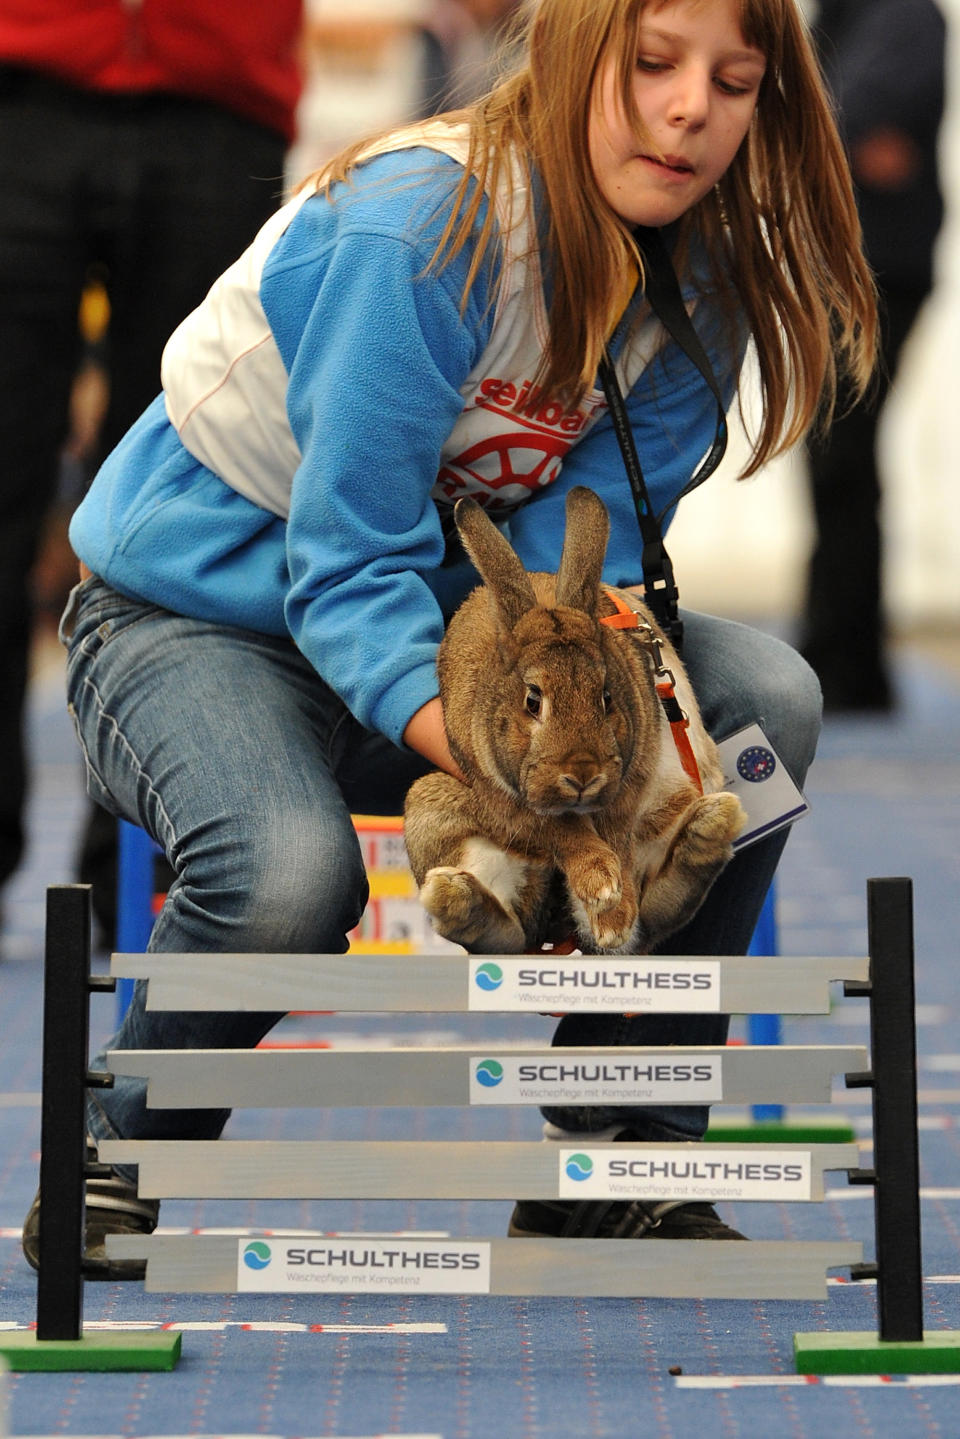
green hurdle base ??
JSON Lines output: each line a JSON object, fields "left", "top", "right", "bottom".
{"left": 794, "top": 1330, "right": 960, "bottom": 1375}
{"left": 705, "top": 1114, "right": 857, "bottom": 1144}
{"left": 0, "top": 1330, "right": 181, "bottom": 1372}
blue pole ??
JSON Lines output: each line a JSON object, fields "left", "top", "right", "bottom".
{"left": 115, "top": 820, "right": 157, "bottom": 1023}
{"left": 746, "top": 882, "right": 783, "bottom": 1123}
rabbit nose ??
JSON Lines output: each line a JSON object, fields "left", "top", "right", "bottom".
{"left": 557, "top": 764, "right": 608, "bottom": 803}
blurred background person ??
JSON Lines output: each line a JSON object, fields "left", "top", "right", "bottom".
{"left": 415, "top": 0, "right": 521, "bottom": 115}
{"left": 800, "top": 0, "right": 947, "bottom": 712}
{"left": 0, "top": 0, "right": 303, "bottom": 941}
{"left": 290, "top": 0, "right": 521, "bottom": 184}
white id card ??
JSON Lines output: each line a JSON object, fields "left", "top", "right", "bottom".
{"left": 715, "top": 723, "right": 810, "bottom": 850}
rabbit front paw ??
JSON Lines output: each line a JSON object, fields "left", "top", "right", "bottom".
{"left": 419, "top": 866, "right": 527, "bottom": 953}
{"left": 587, "top": 893, "right": 640, "bottom": 952}
{"left": 563, "top": 847, "right": 623, "bottom": 915}
{"left": 563, "top": 850, "right": 640, "bottom": 952}
{"left": 677, "top": 793, "right": 747, "bottom": 866}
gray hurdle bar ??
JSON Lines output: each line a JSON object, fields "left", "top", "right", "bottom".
{"left": 10, "top": 876, "right": 958, "bottom": 1375}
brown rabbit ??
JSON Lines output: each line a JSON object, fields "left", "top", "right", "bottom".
{"left": 403, "top": 486, "right": 745, "bottom": 954}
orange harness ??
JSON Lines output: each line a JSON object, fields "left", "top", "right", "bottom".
{"left": 598, "top": 587, "right": 703, "bottom": 794}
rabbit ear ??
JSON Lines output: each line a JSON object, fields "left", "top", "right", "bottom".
{"left": 555, "top": 486, "right": 610, "bottom": 615}
{"left": 455, "top": 497, "right": 537, "bottom": 628}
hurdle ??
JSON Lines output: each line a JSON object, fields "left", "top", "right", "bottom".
{"left": 112, "top": 813, "right": 455, "bottom": 1027}
{"left": 705, "top": 881, "right": 857, "bottom": 1147}
{"left": 5, "top": 877, "right": 959, "bottom": 1374}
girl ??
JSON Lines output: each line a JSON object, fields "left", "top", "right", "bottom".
{"left": 24, "top": 0, "right": 876, "bottom": 1270}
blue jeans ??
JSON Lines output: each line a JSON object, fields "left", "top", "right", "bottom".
{"left": 62, "top": 578, "right": 821, "bottom": 1162}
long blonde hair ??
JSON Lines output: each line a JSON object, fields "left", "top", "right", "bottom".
{"left": 313, "top": 0, "right": 876, "bottom": 475}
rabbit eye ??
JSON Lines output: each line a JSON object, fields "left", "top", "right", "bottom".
{"left": 525, "top": 685, "right": 543, "bottom": 718}
{"left": 602, "top": 688, "right": 614, "bottom": 714}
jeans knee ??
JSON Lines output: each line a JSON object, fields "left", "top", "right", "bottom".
{"left": 751, "top": 644, "right": 822, "bottom": 781}
{"left": 160, "top": 813, "right": 368, "bottom": 953}
{"left": 683, "top": 613, "right": 823, "bottom": 784}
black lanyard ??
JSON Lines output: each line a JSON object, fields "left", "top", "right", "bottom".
{"left": 597, "top": 225, "right": 728, "bottom": 650}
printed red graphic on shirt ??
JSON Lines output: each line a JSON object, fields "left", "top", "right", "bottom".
{"left": 433, "top": 379, "right": 606, "bottom": 512}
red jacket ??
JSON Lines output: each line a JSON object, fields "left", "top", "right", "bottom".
{"left": 0, "top": 0, "right": 303, "bottom": 139}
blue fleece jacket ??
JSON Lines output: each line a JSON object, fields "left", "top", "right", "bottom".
{"left": 70, "top": 147, "right": 741, "bottom": 746}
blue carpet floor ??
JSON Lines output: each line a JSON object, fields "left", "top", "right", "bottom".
{"left": 2, "top": 629, "right": 959, "bottom": 1438}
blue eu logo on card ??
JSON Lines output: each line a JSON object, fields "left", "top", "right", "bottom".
{"left": 736, "top": 745, "right": 777, "bottom": 783}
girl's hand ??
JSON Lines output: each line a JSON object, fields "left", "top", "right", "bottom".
{"left": 403, "top": 697, "right": 467, "bottom": 782}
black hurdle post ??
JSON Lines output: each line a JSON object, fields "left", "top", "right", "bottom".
{"left": 867, "top": 875, "right": 924, "bottom": 1343}
{"left": 36, "top": 884, "right": 114, "bottom": 1341}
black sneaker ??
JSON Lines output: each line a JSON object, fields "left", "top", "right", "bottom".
{"left": 509, "top": 1129, "right": 747, "bottom": 1240}
{"left": 21, "top": 1140, "right": 159, "bottom": 1281}
{"left": 508, "top": 1196, "right": 747, "bottom": 1239}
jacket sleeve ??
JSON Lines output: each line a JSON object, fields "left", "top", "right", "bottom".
{"left": 261, "top": 160, "right": 496, "bottom": 744}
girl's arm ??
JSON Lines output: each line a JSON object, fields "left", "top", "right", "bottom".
{"left": 262, "top": 155, "right": 497, "bottom": 747}
{"left": 403, "top": 696, "right": 466, "bottom": 781}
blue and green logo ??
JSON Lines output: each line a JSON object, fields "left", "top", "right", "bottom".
{"left": 565, "top": 1153, "right": 594, "bottom": 1183}
{"left": 243, "top": 1240, "right": 272, "bottom": 1271}
{"left": 475, "top": 1059, "right": 504, "bottom": 1088}
{"left": 474, "top": 962, "right": 504, "bottom": 992}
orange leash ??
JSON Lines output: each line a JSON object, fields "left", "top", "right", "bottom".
{"left": 599, "top": 589, "right": 703, "bottom": 794}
